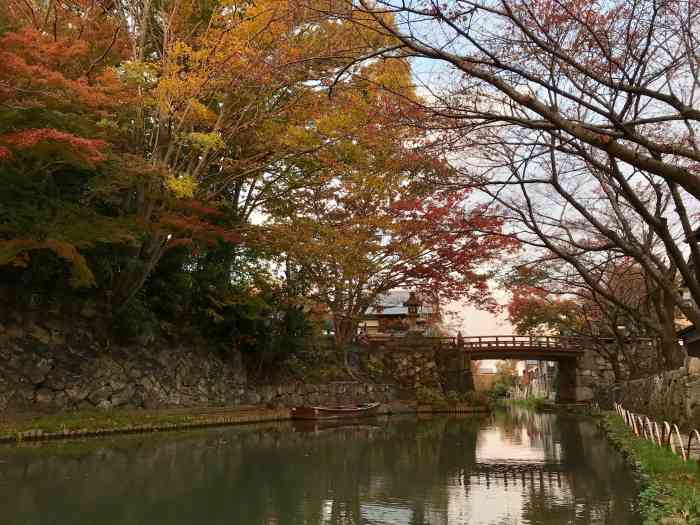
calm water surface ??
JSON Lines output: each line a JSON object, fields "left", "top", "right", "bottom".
{"left": 0, "top": 409, "right": 640, "bottom": 525}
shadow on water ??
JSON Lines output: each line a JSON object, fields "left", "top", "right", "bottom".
{"left": 0, "top": 408, "right": 640, "bottom": 525}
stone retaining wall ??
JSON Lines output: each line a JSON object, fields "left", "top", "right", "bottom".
{"left": 0, "top": 320, "right": 396, "bottom": 413}
{"left": 362, "top": 349, "right": 442, "bottom": 391}
{"left": 596, "top": 356, "right": 700, "bottom": 430}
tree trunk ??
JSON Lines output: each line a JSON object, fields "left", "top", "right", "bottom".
{"left": 111, "top": 233, "right": 167, "bottom": 311}
{"left": 332, "top": 314, "right": 358, "bottom": 374}
{"left": 657, "top": 289, "right": 686, "bottom": 369}
{"left": 659, "top": 331, "right": 686, "bottom": 370}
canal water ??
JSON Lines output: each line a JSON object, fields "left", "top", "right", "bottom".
{"left": 0, "top": 408, "right": 640, "bottom": 524}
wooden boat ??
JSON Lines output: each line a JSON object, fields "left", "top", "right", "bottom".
{"left": 291, "top": 402, "right": 380, "bottom": 420}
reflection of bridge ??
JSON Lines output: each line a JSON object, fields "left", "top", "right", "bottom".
{"left": 471, "top": 461, "right": 568, "bottom": 475}
{"left": 465, "top": 462, "right": 568, "bottom": 488}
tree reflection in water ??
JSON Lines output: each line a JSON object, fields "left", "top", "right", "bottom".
{"left": 0, "top": 410, "right": 639, "bottom": 525}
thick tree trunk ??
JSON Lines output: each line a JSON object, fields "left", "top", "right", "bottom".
{"left": 656, "top": 289, "right": 686, "bottom": 369}
{"left": 111, "top": 233, "right": 167, "bottom": 311}
{"left": 659, "top": 331, "right": 686, "bottom": 370}
{"left": 609, "top": 354, "right": 622, "bottom": 382}
{"left": 332, "top": 314, "right": 359, "bottom": 373}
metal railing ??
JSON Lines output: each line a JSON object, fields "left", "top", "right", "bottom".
{"left": 614, "top": 403, "right": 700, "bottom": 465}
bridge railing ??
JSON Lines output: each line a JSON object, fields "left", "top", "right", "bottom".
{"left": 359, "top": 334, "right": 586, "bottom": 353}
{"left": 363, "top": 335, "right": 456, "bottom": 344}
{"left": 360, "top": 334, "right": 655, "bottom": 354}
{"left": 459, "top": 335, "right": 585, "bottom": 352}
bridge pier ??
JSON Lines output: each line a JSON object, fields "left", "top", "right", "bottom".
{"left": 440, "top": 350, "right": 475, "bottom": 394}
{"left": 556, "top": 359, "right": 578, "bottom": 403}
{"left": 557, "top": 351, "right": 607, "bottom": 403}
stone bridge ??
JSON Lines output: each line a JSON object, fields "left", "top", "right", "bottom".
{"left": 359, "top": 335, "right": 651, "bottom": 403}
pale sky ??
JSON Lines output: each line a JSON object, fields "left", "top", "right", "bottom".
{"left": 411, "top": 41, "right": 517, "bottom": 340}
{"left": 445, "top": 289, "right": 514, "bottom": 337}
{"left": 445, "top": 290, "right": 515, "bottom": 374}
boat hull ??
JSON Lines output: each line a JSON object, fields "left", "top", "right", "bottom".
{"left": 291, "top": 402, "right": 380, "bottom": 420}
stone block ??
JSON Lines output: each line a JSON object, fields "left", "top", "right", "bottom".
{"left": 109, "top": 379, "right": 127, "bottom": 392}
{"left": 670, "top": 369, "right": 685, "bottom": 380}
{"left": 35, "top": 388, "right": 54, "bottom": 405}
{"left": 45, "top": 370, "right": 67, "bottom": 391}
{"left": 111, "top": 385, "right": 135, "bottom": 407}
{"left": 286, "top": 394, "right": 303, "bottom": 408}
{"left": 307, "top": 393, "right": 321, "bottom": 405}
{"left": 88, "top": 385, "right": 113, "bottom": 405}
{"left": 260, "top": 386, "right": 276, "bottom": 403}
{"left": 0, "top": 391, "right": 11, "bottom": 411}
{"left": 27, "top": 324, "right": 51, "bottom": 345}
{"left": 687, "top": 378, "right": 700, "bottom": 405}
{"left": 245, "top": 391, "right": 261, "bottom": 405}
{"left": 602, "top": 371, "right": 616, "bottom": 383}
{"left": 16, "top": 385, "right": 35, "bottom": 402}
{"left": 574, "top": 386, "right": 594, "bottom": 402}
{"left": 22, "top": 358, "right": 53, "bottom": 385}
{"left": 687, "top": 357, "right": 700, "bottom": 376}
{"left": 53, "top": 391, "right": 67, "bottom": 407}
{"left": 65, "top": 384, "right": 90, "bottom": 402}
{"left": 690, "top": 404, "right": 700, "bottom": 429}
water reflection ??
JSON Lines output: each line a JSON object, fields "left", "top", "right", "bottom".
{"left": 0, "top": 409, "right": 639, "bottom": 525}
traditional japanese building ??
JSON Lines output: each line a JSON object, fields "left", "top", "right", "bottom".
{"left": 359, "top": 290, "right": 441, "bottom": 337}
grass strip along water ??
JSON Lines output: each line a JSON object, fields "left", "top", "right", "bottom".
{"left": 0, "top": 407, "right": 292, "bottom": 443}
{"left": 603, "top": 413, "right": 700, "bottom": 524}
{"left": 0, "top": 402, "right": 490, "bottom": 444}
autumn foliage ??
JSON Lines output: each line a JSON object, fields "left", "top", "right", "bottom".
{"left": 0, "top": 1, "right": 513, "bottom": 356}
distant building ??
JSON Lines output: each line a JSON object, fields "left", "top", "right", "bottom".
{"left": 359, "top": 290, "right": 441, "bottom": 337}
{"left": 473, "top": 370, "right": 497, "bottom": 391}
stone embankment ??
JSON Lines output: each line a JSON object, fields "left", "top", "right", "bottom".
{"left": 0, "top": 318, "right": 396, "bottom": 413}
{"left": 0, "top": 340, "right": 397, "bottom": 412}
{"left": 597, "top": 356, "right": 700, "bottom": 430}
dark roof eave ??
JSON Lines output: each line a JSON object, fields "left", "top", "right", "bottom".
{"left": 677, "top": 324, "right": 696, "bottom": 337}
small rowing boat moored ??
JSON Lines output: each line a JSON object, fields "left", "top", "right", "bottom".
{"left": 291, "top": 402, "right": 380, "bottom": 420}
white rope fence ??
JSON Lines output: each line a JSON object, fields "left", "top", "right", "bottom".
{"left": 614, "top": 403, "right": 700, "bottom": 465}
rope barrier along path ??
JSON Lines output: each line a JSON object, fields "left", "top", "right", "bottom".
{"left": 613, "top": 403, "right": 700, "bottom": 465}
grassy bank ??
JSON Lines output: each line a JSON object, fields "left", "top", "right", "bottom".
{"left": 0, "top": 407, "right": 291, "bottom": 443}
{"left": 603, "top": 414, "right": 700, "bottom": 524}
{"left": 0, "top": 402, "right": 490, "bottom": 444}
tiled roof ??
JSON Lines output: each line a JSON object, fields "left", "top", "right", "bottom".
{"left": 362, "top": 290, "right": 438, "bottom": 317}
